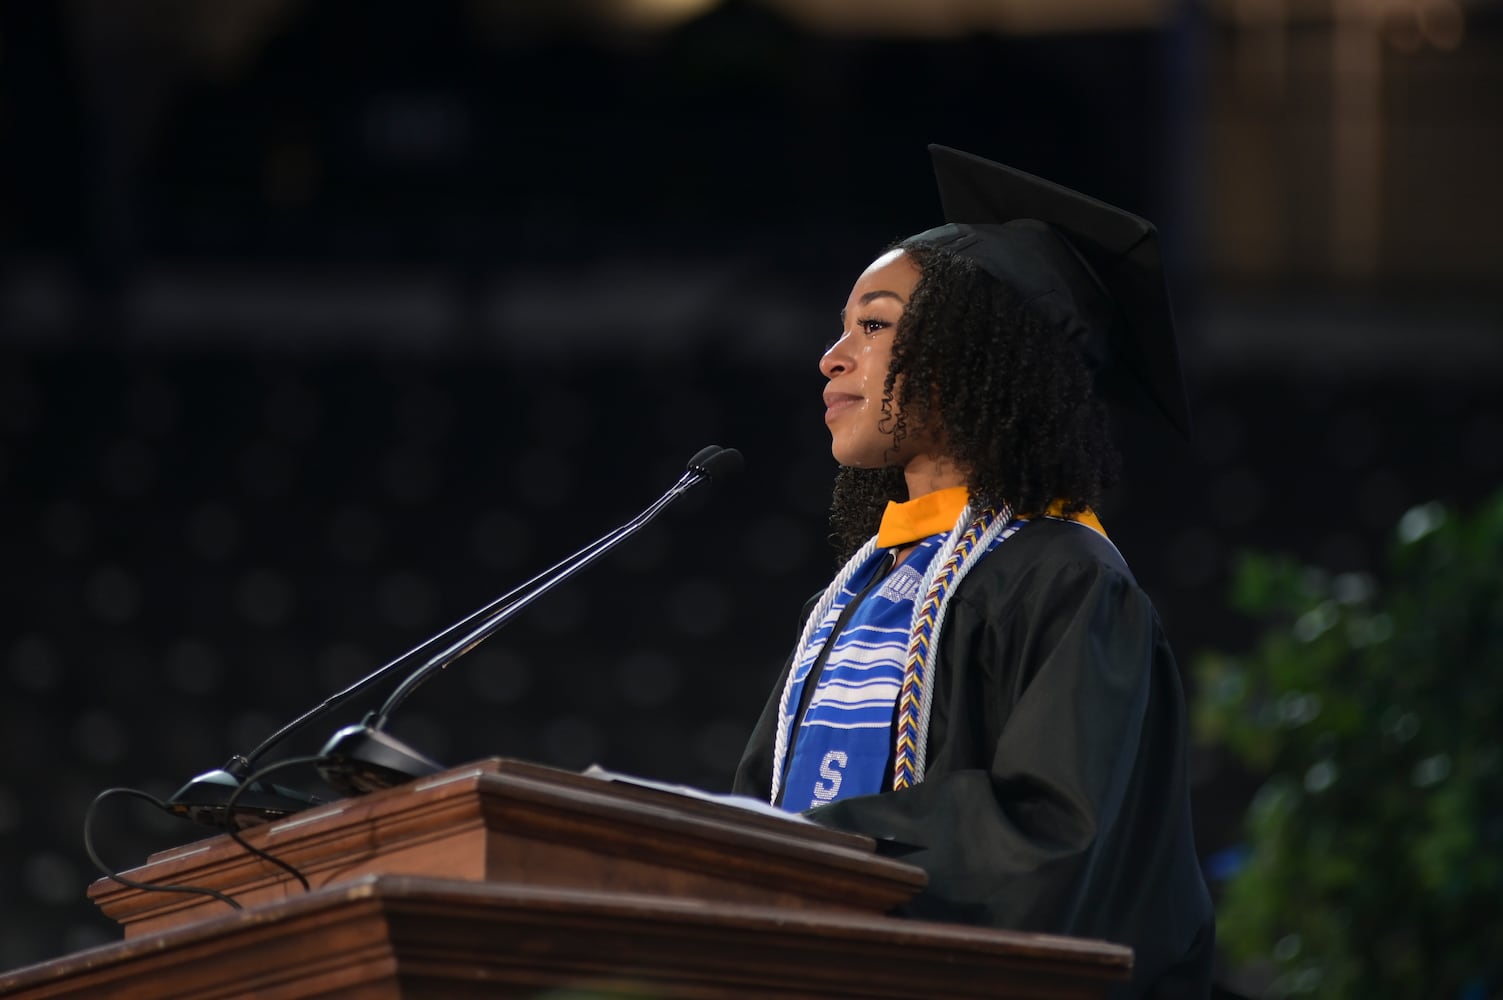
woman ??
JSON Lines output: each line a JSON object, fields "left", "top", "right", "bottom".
{"left": 733, "top": 147, "right": 1215, "bottom": 999}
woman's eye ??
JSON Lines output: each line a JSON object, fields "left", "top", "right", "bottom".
{"left": 857, "top": 317, "right": 889, "bottom": 335}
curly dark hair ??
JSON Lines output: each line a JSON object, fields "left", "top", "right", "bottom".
{"left": 828, "top": 240, "right": 1120, "bottom": 561}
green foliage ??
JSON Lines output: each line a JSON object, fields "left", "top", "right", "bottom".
{"left": 1195, "top": 492, "right": 1503, "bottom": 998}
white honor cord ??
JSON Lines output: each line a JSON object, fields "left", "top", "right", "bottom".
{"left": 768, "top": 535, "right": 878, "bottom": 806}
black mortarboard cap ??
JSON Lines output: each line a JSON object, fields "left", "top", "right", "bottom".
{"left": 902, "top": 144, "right": 1191, "bottom": 438}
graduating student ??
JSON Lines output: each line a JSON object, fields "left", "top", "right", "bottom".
{"left": 734, "top": 146, "right": 1215, "bottom": 999}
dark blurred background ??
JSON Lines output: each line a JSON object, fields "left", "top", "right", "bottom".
{"left": 1, "top": 0, "right": 1500, "bottom": 979}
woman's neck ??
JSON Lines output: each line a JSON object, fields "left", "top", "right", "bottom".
{"left": 902, "top": 453, "right": 966, "bottom": 501}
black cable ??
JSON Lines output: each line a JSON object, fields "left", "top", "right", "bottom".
{"left": 222, "top": 755, "right": 321, "bottom": 893}
{"left": 84, "top": 787, "right": 243, "bottom": 912}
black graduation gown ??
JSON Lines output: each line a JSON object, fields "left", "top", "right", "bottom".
{"left": 733, "top": 519, "right": 1215, "bottom": 1000}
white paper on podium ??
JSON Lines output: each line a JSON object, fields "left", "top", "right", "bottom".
{"left": 581, "top": 764, "right": 814, "bottom": 824}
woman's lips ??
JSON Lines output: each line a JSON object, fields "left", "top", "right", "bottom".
{"left": 823, "top": 393, "right": 862, "bottom": 423}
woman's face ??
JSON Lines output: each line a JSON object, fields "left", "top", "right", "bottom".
{"left": 819, "top": 248, "right": 925, "bottom": 469}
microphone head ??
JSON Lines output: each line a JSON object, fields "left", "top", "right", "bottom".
{"left": 684, "top": 444, "right": 722, "bottom": 471}
{"left": 686, "top": 445, "right": 744, "bottom": 482}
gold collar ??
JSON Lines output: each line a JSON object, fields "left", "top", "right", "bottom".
{"left": 876, "top": 487, "right": 1106, "bottom": 548}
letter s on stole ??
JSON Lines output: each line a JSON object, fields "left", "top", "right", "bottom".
{"left": 811, "top": 750, "right": 849, "bottom": 806}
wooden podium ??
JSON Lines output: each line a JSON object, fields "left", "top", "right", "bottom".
{"left": 0, "top": 759, "right": 1132, "bottom": 998}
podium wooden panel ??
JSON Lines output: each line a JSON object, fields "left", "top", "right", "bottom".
{"left": 4, "top": 876, "right": 1131, "bottom": 999}
{"left": 0, "top": 759, "right": 1133, "bottom": 998}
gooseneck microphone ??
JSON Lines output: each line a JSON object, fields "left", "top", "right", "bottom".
{"left": 164, "top": 445, "right": 743, "bottom": 825}
{"left": 317, "top": 445, "right": 744, "bottom": 794}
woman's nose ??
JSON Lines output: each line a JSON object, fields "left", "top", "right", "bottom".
{"left": 819, "top": 334, "right": 851, "bottom": 378}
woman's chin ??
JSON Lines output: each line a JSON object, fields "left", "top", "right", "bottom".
{"left": 829, "top": 443, "right": 862, "bottom": 467}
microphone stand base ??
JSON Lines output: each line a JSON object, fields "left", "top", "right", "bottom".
{"left": 166, "top": 769, "right": 321, "bottom": 828}
{"left": 318, "top": 724, "right": 444, "bottom": 796}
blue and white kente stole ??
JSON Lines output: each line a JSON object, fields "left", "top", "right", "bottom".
{"left": 778, "top": 536, "right": 948, "bottom": 811}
